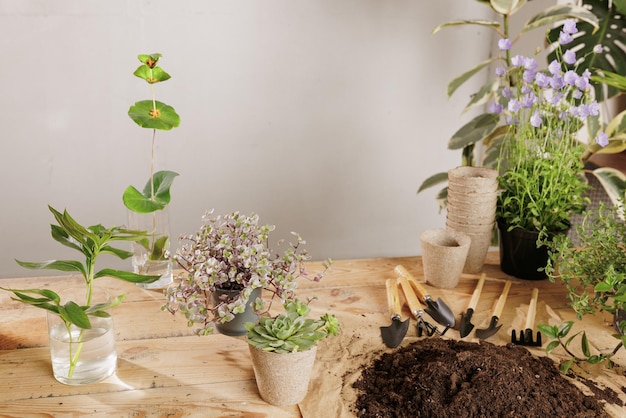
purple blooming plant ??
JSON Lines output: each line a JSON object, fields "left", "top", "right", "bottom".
{"left": 164, "top": 210, "right": 332, "bottom": 335}
{"left": 494, "top": 20, "right": 601, "bottom": 236}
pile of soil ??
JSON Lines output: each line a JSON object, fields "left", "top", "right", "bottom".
{"left": 353, "top": 338, "right": 621, "bottom": 417}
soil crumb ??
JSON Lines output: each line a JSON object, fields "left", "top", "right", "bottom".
{"left": 353, "top": 338, "right": 613, "bottom": 418}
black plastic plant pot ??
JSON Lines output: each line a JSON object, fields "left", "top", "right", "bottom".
{"left": 497, "top": 222, "right": 550, "bottom": 280}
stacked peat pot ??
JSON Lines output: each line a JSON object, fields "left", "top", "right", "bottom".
{"left": 446, "top": 166, "right": 498, "bottom": 274}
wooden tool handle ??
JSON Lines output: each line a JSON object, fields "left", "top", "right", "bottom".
{"left": 492, "top": 280, "right": 512, "bottom": 318}
{"left": 385, "top": 278, "right": 402, "bottom": 318}
{"left": 398, "top": 275, "right": 423, "bottom": 318}
{"left": 525, "top": 288, "right": 539, "bottom": 329}
{"left": 467, "top": 273, "right": 486, "bottom": 311}
{"left": 395, "top": 265, "right": 428, "bottom": 301}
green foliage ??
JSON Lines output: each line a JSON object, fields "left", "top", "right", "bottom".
{"left": 246, "top": 299, "right": 341, "bottom": 353}
{"left": 123, "top": 170, "right": 179, "bottom": 213}
{"left": 125, "top": 53, "right": 179, "bottom": 215}
{"left": 418, "top": 0, "right": 626, "bottom": 206}
{"left": 2, "top": 206, "right": 160, "bottom": 330}
{"left": 539, "top": 203, "right": 626, "bottom": 372}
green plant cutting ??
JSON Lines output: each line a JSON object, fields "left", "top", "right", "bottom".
{"left": 124, "top": 53, "right": 180, "bottom": 214}
{"left": 539, "top": 203, "right": 626, "bottom": 373}
{"left": 0, "top": 206, "right": 160, "bottom": 377}
{"left": 246, "top": 298, "right": 341, "bottom": 353}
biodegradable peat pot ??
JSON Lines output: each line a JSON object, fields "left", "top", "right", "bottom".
{"left": 448, "top": 166, "right": 498, "bottom": 193}
{"left": 248, "top": 345, "right": 318, "bottom": 406}
{"left": 420, "top": 228, "right": 471, "bottom": 289}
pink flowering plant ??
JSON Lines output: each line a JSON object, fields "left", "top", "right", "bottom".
{"left": 163, "top": 211, "right": 332, "bottom": 335}
{"left": 495, "top": 19, "right": 607, "bottom": 237}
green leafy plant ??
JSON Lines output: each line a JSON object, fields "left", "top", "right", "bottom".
{"left": 164, "top": 211, "right": 332, "bottom": 335}
{"left": 540, "top": 203, "right": 626, "bottom": 372}
{"left": 123, "top": 53, "right": 180, "bottom": 214}
{"left": 245, "top": 298, "right": 341, "bottom": 353}
{"left": 417, "top": 1, "right": 626, "bottom": 210}
{"left": 0, "top": 206, "right": 160, "bottom": 377}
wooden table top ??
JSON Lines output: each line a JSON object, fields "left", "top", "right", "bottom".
{"left": 1, "top": 252, "right": 625, "bottom": 417}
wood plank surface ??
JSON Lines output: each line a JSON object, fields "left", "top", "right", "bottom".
{"left": 0, "top": 253, "right": 625, "bottom": 417}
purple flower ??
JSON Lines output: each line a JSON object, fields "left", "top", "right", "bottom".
{"left": 535, "top": 72, "right": 549, "bottom": 88}
{"left": 511, "top": 55, "right": 524, "bottom": 67}
{"left": 563, "top": 70, "right": 578, "bottom": 86}
{"left": 523, "top": 69, "right": 535, "bottom": 83}
{"left": 563, "top": 50, "right": 576, "bottom": 65}
{"left": 489, "top": 102, "right": 503, "bottom": 114}
{"left": 498, "top": 38, "right": 512, "bottom": 51}
{"left": 573, "top": 89, "right": 583, "bottom": 99}
{"left": 508, "top": 99, "right": 521, "bottom": 113}
{"left": 563, "top": 19, "right": 578, "bottom": 35}
{"left": 550, "top": 75, "right": 565, "bottom": 90}
{"left": 530, "top": 110, "right": 542, "bottom": 128}
{"left": 523, "top": 57, "right": 538, "bottom": 71}
{"left": 596, "top": 132, "right": 609, "bottom": 147}
{"left": 521, "top": 92, "right": 537, "bottom": 108}
{"left": 559, "top": 32, "right": 573, "bottom": 45}
{"left": 495, "top": 67, "right": 506, "bottom": 77}
{"left": 548, "top": 60, "right": 561, "bottom": 75}
{"left": 593, "top": 44, "right": 603, "bottom": 54}
{"left": 502, "top": 87, "right": 512, "bottom": 99}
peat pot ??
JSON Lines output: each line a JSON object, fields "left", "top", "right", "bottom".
{"left": 47, "top": 287, "right": 117, "bottom": 385}
{"left": 248, "top": 344, "right": 318, "bottom": 406}
{"left": 420, "top": 228, "right": 471, "bottom": 289}
{"left": 212, "top": 287, "right": 261, "bottom": 336}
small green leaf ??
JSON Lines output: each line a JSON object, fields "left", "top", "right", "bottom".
{"left": 123, "top": 171, "right": 179, "bottom": 213}
{"left": 94, "top": 268, "right": 161, "bottom": 283}
{"left": 545, "top": 340, "right": 560, "bottom": 355}
{"left": 581, "top": 332, "right": 590, "bottom": 357}
{"left": 133, "top": 65, "right": 171, "bottom": 84}
{"left": 557, "top": 321, "right": 574, "bottom": 338}
{"left": 15, "top": 259, "right": 86, "bottom": 275}
{"left": 128, "top": 100, "right": 180, "bottom": 131}
{"left": 537, "top": 324, "right": 557, "bottom": 339}
{"left": 61, "top": 301, "right": 91, "bottom": 330}
{"left": 432, "top": 19, "right": 500, "bottom": 35}
{"left": 522, "top": 4, "right": 599, "bottom": 34}
{"left": 100, "top": 245, "right": 134, "bottom": 260}
{"left": 418, "top": 172, "right": 448, "bottom": 194}
{"left": 448, "top": 113, "right": 499, "bottom": 150}
{"left": 149, "top": 236, "right": 169, "bottom": 260}
{"left": 446, "top": 58, "right": 498, "bottom": 98}
{"left": 490, "top": 0, "right": 527, "bottom": 16}
{"left": 560, "top": 359, "right": 574, "bottom": 374}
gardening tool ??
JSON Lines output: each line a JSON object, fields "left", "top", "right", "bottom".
{"left": 397, "top": 275, "right": 441, "bottom": 337}
{"left": 512, "top": 288, "right": 542, "bottom": 347}
{"left": 394, "top": 265, "right": 456, "bottom": 330}
{"left": 458, "top": 273, "right": 486, "bottom": 338}
{"left": 475, "top": 280, "right": 511, "bottom": 340}
{"left": 380, "top": 278, "right": 410, "bottom": 348}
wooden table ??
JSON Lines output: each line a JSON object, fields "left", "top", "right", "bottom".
{"left": 1, "top": 253, "right": 625, "bottom": 417}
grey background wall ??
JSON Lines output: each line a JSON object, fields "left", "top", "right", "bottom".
{"left": 0, "top": 1, "right": 507, "bottom": 278}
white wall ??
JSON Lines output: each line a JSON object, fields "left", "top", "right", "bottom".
{"left": 0, "top": 1, "right": 496, "bottom": 278}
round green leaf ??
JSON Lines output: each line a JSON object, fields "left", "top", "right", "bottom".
{"left": 128, "top": 100, "right": 180, "bottom": 131}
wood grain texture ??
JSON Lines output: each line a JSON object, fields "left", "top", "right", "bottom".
{"left": 0, "top": 253, "right": 625, "bottom": 417}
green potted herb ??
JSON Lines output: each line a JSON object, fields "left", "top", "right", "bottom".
{"left": 0, "top": 206, "right": 159, "bottom": 385}
{"left": 245, "top": 298, "right": 341, "bottom": 406}
{"left": 539, "top": 203, "right": 626, "bottom": 373}
{"left": 124, "top": 53, "right": 180, "bottom": 289}
{"left": 163, "top": 210, "right": 332, "bottom": 337}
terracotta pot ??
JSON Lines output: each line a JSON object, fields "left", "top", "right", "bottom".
{"left": 248, "top": 345, "right": 317, "bottom": 406}
{"left": 420, "top": 228, "right": 471, "bottom": 289}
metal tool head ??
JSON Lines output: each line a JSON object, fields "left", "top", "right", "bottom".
{"left": 475, "top": 316, "right": 502, "bottom": 340}
{"left": 380, "top": 314, "right": 410, "bottom": 348}
{"left": 511, "top": 329, "right": 543, "bottom": 347}
{"left": 458, "top": 308, "right": 475, "bottom": 338}
{"left": 416, "top": 317, "right": 441, "bottom": 337}
{"left": 424, "top": 297, "right": 456, "bottom": 328}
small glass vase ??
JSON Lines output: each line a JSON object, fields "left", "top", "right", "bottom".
{"left": 127, "top": 207, "right": 173, "bottom": 289}
{"left": 47, "top": 287, "right": 117, "bottom": 385}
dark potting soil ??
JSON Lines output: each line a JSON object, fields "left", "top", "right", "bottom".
{"left": 353, "top": 338, "right": 622, "bottom": 418}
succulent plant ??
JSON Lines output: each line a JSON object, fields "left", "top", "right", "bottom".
{"left": 246, "top": 299, "right": 340, "bottom": 354}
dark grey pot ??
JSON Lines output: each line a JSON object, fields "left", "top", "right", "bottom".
{"left": 212, "top": 287, "right": 261, "bottom": 337}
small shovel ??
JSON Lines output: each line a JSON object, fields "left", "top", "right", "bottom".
{"left": 380, "top": 278, "right": 410, "bottom": 348}
{"left": 512, "top": 288, "right": 542, "bottom": 347}
{"left": 475, "top": 280, "right": 511, "bottom": 340}
{"left": 394, "top": 265, "right": 456, "bottom": 330}
{"left": 459, "top": 273, "right": 486, "bottom": 338}
{"left": 397, "top": 275, "right": 441, "bottom": 337}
